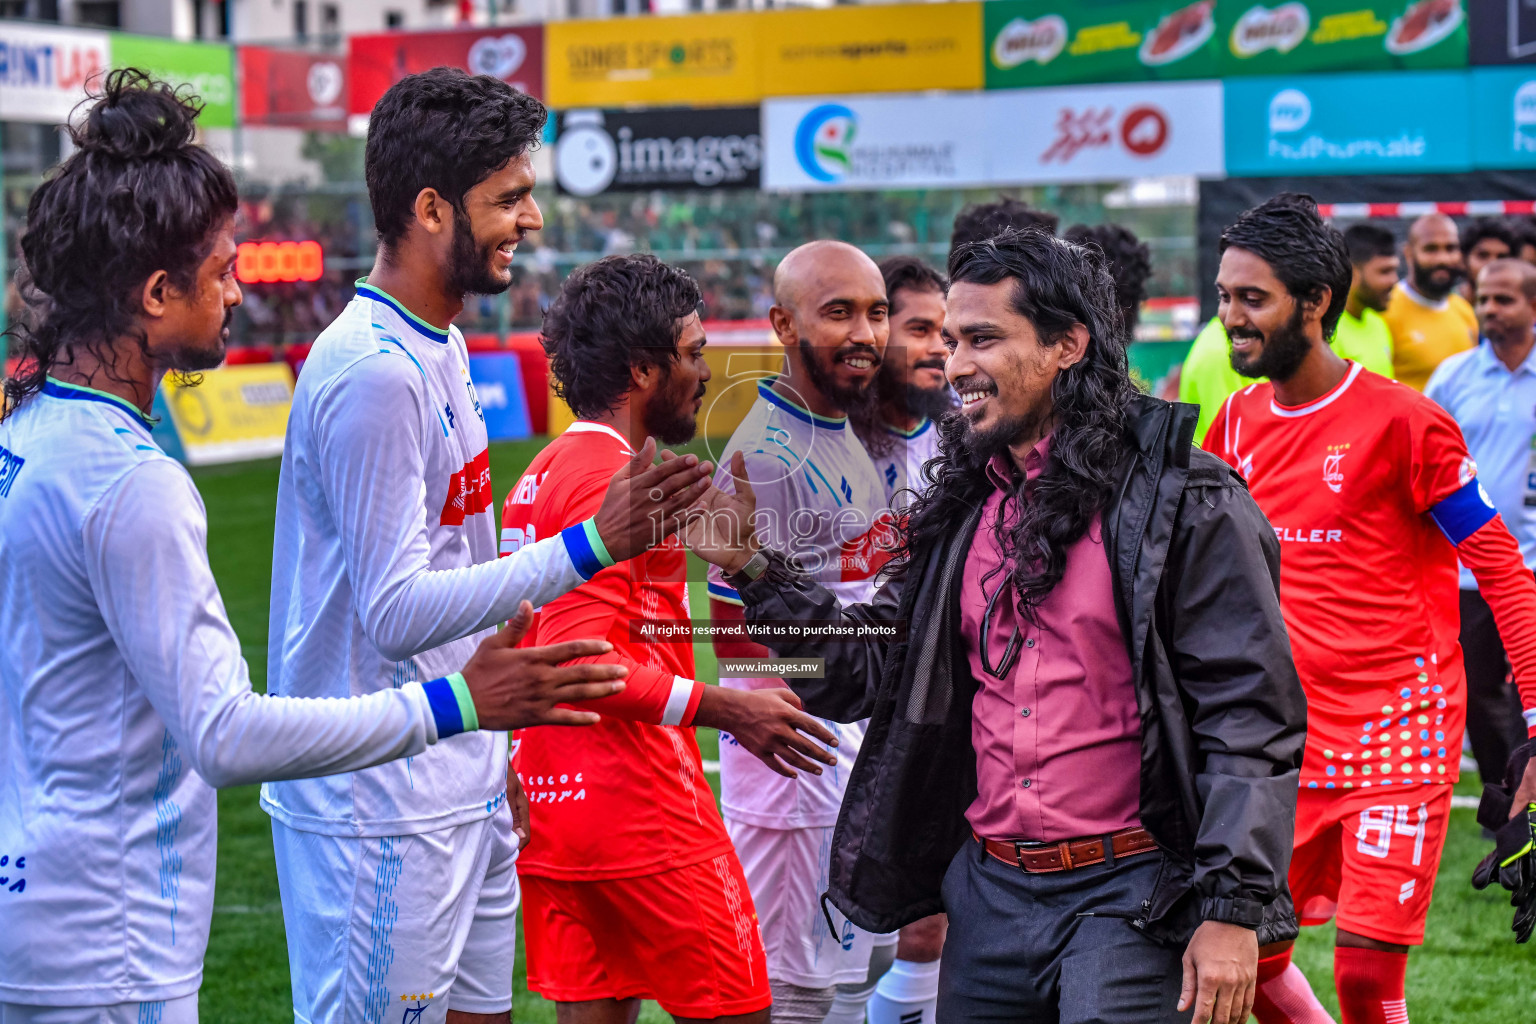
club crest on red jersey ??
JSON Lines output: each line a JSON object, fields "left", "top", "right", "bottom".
{"left": 1323, "top": 443, "right": 1349, "bottom": 494}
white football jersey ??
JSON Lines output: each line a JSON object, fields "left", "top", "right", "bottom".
{"left": 0, "top": 379, "right": 456, "bottom": 1006}
{"left": 869, "top": 416, "right": 941, "bottom": 511}
{"left": 709, "top": 381, "right": 894, "bottom": 829}
{"left": 263, "top": 284, "right": 593, "bottom": 838}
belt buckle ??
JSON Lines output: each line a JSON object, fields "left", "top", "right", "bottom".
{"left": 1012, "top": 839, "right": 1073, "bottom": 871}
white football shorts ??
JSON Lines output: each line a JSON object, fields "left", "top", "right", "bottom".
{"left": 725, "top": 818, "right": 897, "bottom": 989}
{"left": 273, "top": 803, "right": 518, "bottom": 1024}
{"left": 0, "top": 995, "right": 197, "bottom": 1024}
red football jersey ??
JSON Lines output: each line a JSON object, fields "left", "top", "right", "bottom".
{"left": 1204, "top": 363, "right": 1494, "bottom": 792}
{"left": 501, "top": 421, "right": 730, "bottom": 880}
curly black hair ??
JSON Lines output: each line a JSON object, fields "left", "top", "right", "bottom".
{"left": 1220, "top": 193, "right": 1351, "bottom": 342}
{"left": 879, "top": 254, "right": 948, "bottom": 311}
{"left": 3, "top": 68, "right": 238, "bottom": 415}
{"left": 1461, "top": 216, "right": 1519, "bottom": 258}
{"left": 365, "top": 67, "right": 547, "bottom": 249}
{"left": 886, "top": 228, "right": 1134, "bottom": 619}
{"left": 949, "top": 196, "right": 1059, "bottom": 253}
{"left": 543, "top": 254, "right": 702, "bottom": 419}
{"left": 1062, "top": 223, "right": 1152, "bottom": 333}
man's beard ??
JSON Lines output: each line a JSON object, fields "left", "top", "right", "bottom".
{"left": 643, "top": 365, "right": 705, "bottom": 446}
{"left": 797, "top": 336, "right": 877, "bottom": 417}
{"left": 1229, "top": 302, "right": 1311, "bottom": 382}
{"left": 876, "top": 359, "right": 955, "bottom": 423}
{"left": 1410, "top": 258, "right": 1462, "bottom": 302}
{"left": 953, "top": 373, "right": 1052, "bottom": 463}
{"left": 157, "top": 307, "right": 231, "bottom": 375}
{"left": 446, "top": 205, "right": 513, "bottom": 297}
{"left": 1357, "top": 284, "right": 1392, "bottom": 313}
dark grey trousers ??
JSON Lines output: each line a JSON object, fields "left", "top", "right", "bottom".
{"left": 936, "top": 836, "right": 1188, "bottom": 1024}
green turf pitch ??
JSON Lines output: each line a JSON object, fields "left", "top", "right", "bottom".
{"left": 192, "top": 440, "right": 1532, "bottom": 1023}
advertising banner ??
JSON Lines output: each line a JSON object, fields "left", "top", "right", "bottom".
{"left": 349, "top": 25, "right": 543, "bottom": 124}
{"left": 1224, "top": 70, "right": 1473, "bottom": 175}
{"left": 1469, "top": 0, "right": 1536, "bottom": 63}
{"left": 983, "top": 0, "right": 1220, "bottom": 88}
{"left": 467, "top": 354, "right": 532, "bottom": 442}
{"left": 764, "top": 81, "right": 1223, "bottom": 191}
{"left": 555, "top": 106, "right": 761, "bottom": 196}
{"left": 990, "top": 79, "right": 1225, "bottom": 182}
{"left": 763, "top": 93, "right": 991, "bottom": 191}
{"left": 239, "top": 46, "right": 347, "bottom": 130}
{"left": 111, "top": 35, "right": 235, "bottom": 128}
{"left": 546, "top": 13, "right": 757, "bottom": 108}
{"left": 1471, "top": 65, "right": 1536, "bottom": 165}
{"left": 160, "top": 363, "right": 295, "bottom": 466}
{"left": 1217, "top": 0, "right": 1469, "bottom": 75}
{"left": 759, "top": 3, "right": 982, "bottom": 96}
{"left": 0, "top": 22, "right": 109, "bottom": 124}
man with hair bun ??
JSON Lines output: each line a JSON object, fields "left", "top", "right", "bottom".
{"left": 265, "top": 68, "right": 713, "bottom": 1024}
{"left": 501, "top": 253, "right": 840, "bottom": 1024}
{"left": 0, "top": 70, "right": 633, "bottom": 1023}
{"left": 1205, "top": 195, "right": 1536, "bottom": 1023}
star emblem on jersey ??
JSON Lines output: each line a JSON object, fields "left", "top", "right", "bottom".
{"left": 399, "top": 992, "right": 433, "bottom": 1024}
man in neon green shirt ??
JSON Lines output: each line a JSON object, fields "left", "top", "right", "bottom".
{"left": 1180, "top": 223, "right": 1398, "bottom": 442}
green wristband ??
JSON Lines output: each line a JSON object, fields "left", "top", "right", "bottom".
{"left": 582, "top": 517, "right": 616, "bottom": 568}
{"left": 446, "top": 672, "right": 479, "bottom": 733}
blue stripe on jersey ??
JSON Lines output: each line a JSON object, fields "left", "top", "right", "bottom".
{"left": 1430, "top": 476, "right": 1499, "bottom": 546}
{"left": 707, "top": 580, "right": 744, "bottom": 605}
{"left": 356, "top": 281, "right": 451, "bottom": 344}
{"left": 378, "top": 339, "right": 450, "bottom": 437}
{"left": 805, "top": 459, "right": 843, "bottom": 507}
{"left": 421, "top": 676, "right": 466, "bottom": 738}
{"left": 562, "top": 521, "right": 606, "bottom": 580}
{"left": 756, "top": 380, "right": 846, "bottom": 429}
{"left": 42, "top": 377, "right": 155, "bottom": 425}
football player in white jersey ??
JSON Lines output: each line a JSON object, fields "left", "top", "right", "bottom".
{"left": 0, "top": 71, "right": 639, "bottom": 1024}
{"left": 264, "top": 70, "right": 713, "bottom": 1024}
{"left": 849, "top": 256, "right": 952, "bottom": 1024}
{"left": 855, "top": 256, "right": 952, "bottom": 514}
{"left": 707, "top": 241, "right": 900, "bottom": 1024}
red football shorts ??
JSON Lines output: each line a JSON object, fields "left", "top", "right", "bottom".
{"left": 521, "top": 853, "right": 771, "bottom": 1017}
{"left": 1290, "top": 785, "right": 1452, "bottom": 946}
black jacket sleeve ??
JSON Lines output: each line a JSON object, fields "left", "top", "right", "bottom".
{"left": 1163, "top": 461, "right": 1308, "bottom": 927}
{"left": 734, "top": 552, "right": 907, "bottom": 723}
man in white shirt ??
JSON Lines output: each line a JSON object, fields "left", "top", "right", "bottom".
{"left": 0, "top": 71, "right": 646, "bottom": 1024}
{"left": 265, "top": 69, "right": 713, "bottom": 1024}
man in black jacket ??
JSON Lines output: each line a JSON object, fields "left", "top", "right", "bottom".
{"left": 682, "top": 229, "right": 1307, "bottom": 1024}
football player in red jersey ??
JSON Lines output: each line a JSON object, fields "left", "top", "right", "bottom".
{"left": 1203, "top": 195, "right": 1536, "bottom": 1024}
{"left": 501, "top": 254, "right": 840, "bottom": 1024}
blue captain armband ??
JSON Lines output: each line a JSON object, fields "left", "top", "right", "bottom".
{"left": 422, "top": 673, "right": 479, "bottom": 739}
{"left": 1430, "top": 477, "right": 1499, "bottom": 546}
{"left": 562, "top": 517, "right": 617, "bottom": 580}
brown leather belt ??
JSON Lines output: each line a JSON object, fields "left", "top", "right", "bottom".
{"left": 974, "top": 826, "right": 1159, "bottom": 873}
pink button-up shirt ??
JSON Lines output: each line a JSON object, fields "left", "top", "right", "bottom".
{"left": 961, "top": 439, "right": 1143, "bottom": 843}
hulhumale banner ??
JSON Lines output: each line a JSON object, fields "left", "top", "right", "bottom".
{"left": 983, "top": 0, "right": 1220, "bottom": 88}
{"left": 762, "top": 81, "right": 1224, "bottom": 191}
{"left": 1223, "top": 69, "right": 1473, "bottom": 175}
{"left": 1217, "top": 0, "right": 1469, "bottom": 74}
{"left": 1470, "top": 65, "right": 1536, "bottom": 166}
{"left": 554, "top": 107, "right": 761, "bottom": 196}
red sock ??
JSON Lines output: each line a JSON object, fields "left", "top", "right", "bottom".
{"left": 1333, "top": 946, "right": 1409, "bottom": 1024}
{"left": 1252, "top": 948, "right": 1337, "bottom": 1024}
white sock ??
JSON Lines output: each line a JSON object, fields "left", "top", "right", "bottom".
{"left": 866, "top": 958, "right": 940, "bottom": 1024}
{"left": 822, "top": 943, "right": 896, "bottom": 1024}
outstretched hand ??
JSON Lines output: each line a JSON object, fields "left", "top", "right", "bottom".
{"left": 672, "top": 450, "right": 760, "bottom": 574}
{"left": 592, "top": 437, "right": 714, "bottom": 564}
{"left": 459, "top": 601, "right": 627, "bottom": 731}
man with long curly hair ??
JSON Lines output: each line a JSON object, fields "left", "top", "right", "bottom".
{"left": 682, "top": 228, "right": 1307, "bottom": 1024}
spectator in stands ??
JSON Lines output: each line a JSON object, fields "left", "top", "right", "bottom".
{"left": 949, "top": 196, "right": 1058, "bottom": 253}
{"left": 1460, "top": 217, "right": 1518, "bottom": 303}
{"left": 1063, "top": 223, "right": 1153, "bottom": 336}
{"left": 1383, "top": 212, "right": 1477, "bottom": 390}
{"left": 1425, "top": 258, "right": 1536, "bottom": 790}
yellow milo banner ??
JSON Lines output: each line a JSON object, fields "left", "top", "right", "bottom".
{"left": 545, "top": 12, "right": 760, "bottom": 108}
{"left": 757, "top": 3, "right": 984, "bottom": 97}
{"left": 158, "top": 363, "right": 294, "bottom": 465}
